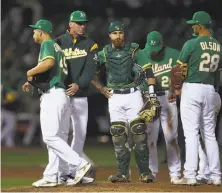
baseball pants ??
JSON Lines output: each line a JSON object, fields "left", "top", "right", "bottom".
{"left": 180, "top": 83, "right": 221, "bottom": 180}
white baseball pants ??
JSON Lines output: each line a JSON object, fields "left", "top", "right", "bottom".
{"left": 181, "top": 83, "right": 221, "bottom": 180}
{"left": 146, "top": 91, "right": 181, "bottom": 178}
{"left": 40, "top": 87, "right": 86, "bottom": 182}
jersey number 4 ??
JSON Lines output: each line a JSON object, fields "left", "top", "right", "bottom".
{"left": 60, "top": 57, "right": 68, "bottom": 75}
{"left": 199, "top": 53, "right": 220, "bottom": 72}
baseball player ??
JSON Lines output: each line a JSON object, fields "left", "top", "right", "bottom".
{"left": 190, "top": 29, "right": 221, "bottom": 184}
{"left": 135, "top": 31, "right": 181, "bottom": 183}
{"left": 22, "top": 19, "right": 91, "bottom": 187}
{"left": 92, "top": 21, "right": 159, "bottom": 183}
{"left": 55, "top": 10, "right": 98, "bottom": 184}
{"left": 170, "top": 11, "right": 222, "bottom": 186}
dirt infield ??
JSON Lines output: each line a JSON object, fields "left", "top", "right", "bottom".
{"left": 2, "top": 167, "right": 222, "bottom": 192}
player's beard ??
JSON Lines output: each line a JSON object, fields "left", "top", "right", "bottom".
{"left": 112, "top": 39, "right": 124, "bottom": 48}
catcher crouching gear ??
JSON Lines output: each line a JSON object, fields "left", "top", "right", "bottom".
{"left": 139, "top": 93, "right": 161, "bottom": 122}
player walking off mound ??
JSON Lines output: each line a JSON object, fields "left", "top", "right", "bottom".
{"left": 169, "top": 11, "right": 222, "bottom": 186}
{"left": 55, "top": 11, "right": 98, "bottom": 184}
{"left": 92, "top": 21, "right": 160, "bottom": 183}
{"left": 135, "top": 31, "right": 181, "bottom": 183}
{"left": 22, "top": 19, "right": 91, "bottom": 187}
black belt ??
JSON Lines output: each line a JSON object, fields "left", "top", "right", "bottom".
{"left": 156, "top": 91, "right": 166, "bottom": 96}
{"left": 113, "top": 87, "right": 138, "bottom": 94}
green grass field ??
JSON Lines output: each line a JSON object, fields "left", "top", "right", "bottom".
{"left": 1, "top": 144, "right": 222, "bottom": 189}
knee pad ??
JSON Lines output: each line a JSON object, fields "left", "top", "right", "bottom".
{"left": 130, "top": 118, "right": 146, "bottom": 135}
{"left": 110, "top": 122, "right": 126, "bottom": 137}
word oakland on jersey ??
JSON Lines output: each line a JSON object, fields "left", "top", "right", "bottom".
{"left": 39, "top": 39, "right": 68, "bottom": 89}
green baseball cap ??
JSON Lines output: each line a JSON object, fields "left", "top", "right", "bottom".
{"left": 29, "top": 19, "right": 53, "bottom": 34}
{"left": 69, "top": 11, "right": 88, "bottom": 22}
{"left": 145, "top": 31, "right": 163, "bottom": 52}
{"left": 187, "top": 11, "right": 211, "bottom": 26}
{"left": 109, "top": 21, "right": 125, "bottom": 33}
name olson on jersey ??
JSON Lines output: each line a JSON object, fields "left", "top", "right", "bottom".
{"left": 63, "top": 48, "right": 87, "bottom": 59}
{"left": 200, "top": 42, "right": 220, "bottom": 52}
{"left": 152, "top": 58, "right": 173, "bottom": 76}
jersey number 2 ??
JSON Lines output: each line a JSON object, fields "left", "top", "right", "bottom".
{"left": 199, "top": 53, "right": 220, "bottom": 72}
{"left": 161, "top": 76, "right": 169, "bottom": 88}
{"left": 60, "top": 57, "right": 68, "bottom": 75}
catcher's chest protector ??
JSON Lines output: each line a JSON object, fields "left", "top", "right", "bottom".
{"left": 104, "top": 43, "right": 136, "bottom": 85}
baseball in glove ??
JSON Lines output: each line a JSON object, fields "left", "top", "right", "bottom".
{"left": 139, "top": 95, "right": 161, "bottom": 122}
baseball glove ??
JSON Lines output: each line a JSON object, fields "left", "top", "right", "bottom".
{"left": 139, "top": 96, "right": 161, "bottom": 122}
{"left": 170, "top": 64, "right": 187, "bottom": 90}
{"left": 28, "top": 73, "right": 50, "bottom": 93}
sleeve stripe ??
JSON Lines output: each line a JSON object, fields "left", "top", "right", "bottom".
{"left": 218, "top": 68, "right": 222, "bottom": 71}
{"left": 90, "top": 43, "right": 98, "bottom": 52}
{"left": 40, "top": 56, "right": 55, "bottom": 62}
{"left": 177, "top": 60, "right": 184, "bottom": 65}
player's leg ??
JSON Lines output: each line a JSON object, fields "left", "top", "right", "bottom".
{"left": 201, "top": 87, "right": 221, "bottom": 185}
{"left": 34, "top": 88, "right": 91, "bottom": 187}
{"left": 160, "top": 95, "right": 181, "bottom": 182}
{"left": 174, "top": 83, "right": 202, "bottom": 185}
{"left": 69, "top": 97, "right": 94, "bottom": 176}
{"left": 108, "top": 93, "right": 130, "bottom": 182}
{"left": 126, "top": 90, "right": 154, "bottom": 182}
{"left": 146, "top": 118, "right": 160, "bottom": 179}
{"left": 197, "top": 135, "right": 209, "bottom": 183}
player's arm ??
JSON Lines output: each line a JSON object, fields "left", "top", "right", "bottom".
{"left": 91, "top": 49, "right": 112, "bottom": 98}
{"left": 134, "top": 49, "right": 156, "bottom": 98}
{"left": 169, "top": 41, "right": 192, "bottom": 95}
{"left": 75, "top": 42, "right": 99, "bottom": 90}
{"left": 27, "top": 42, "right": 55, "bottom": 80}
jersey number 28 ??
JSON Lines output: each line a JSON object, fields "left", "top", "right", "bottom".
{"left": 199, "top": 53, "right": 220, "bottom": 72}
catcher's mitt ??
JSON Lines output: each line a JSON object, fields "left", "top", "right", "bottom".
{"left": 139, "top": 96, "right": 161, "bottom": 122}
{"left": 170, "top": 64, "right": 187, "bottom": 90}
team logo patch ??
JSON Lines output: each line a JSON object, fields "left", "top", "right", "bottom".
{"left": 63, "top": 48, "right": 87, "bottom": 59}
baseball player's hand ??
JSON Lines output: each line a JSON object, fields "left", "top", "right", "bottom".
{"left": 168, "top": 91, "right": 176, "bottom": 103}
{"left": 66, "top": 83, "right": 79, "bottom": 96}
{"left": 100, "top": 86, "right": 112, "bottom": 98}
{"left": 27, "top": 76, "right": 33, "bottom": 82}
{"left": 22, "top": 82, "right": 31, "bottom": 92}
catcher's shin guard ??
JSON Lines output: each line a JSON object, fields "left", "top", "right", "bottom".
{"left": 130, "top": 118, "right": 151, "bottom": 175}
{"left": 110, "top": 122, "right": 131, "bottom": 176}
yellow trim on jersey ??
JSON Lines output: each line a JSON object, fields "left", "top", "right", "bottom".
{"left": 40, "top": 56, "right": 55, "bottom": 62}
{"left": 73, "top": 38, "right": 77, "bottom": 43}
{"left": 177, "top": 60, "right": 184, "bottom": 65}
{"left": 90, "top": 43, "right": 98, "bottom": 52}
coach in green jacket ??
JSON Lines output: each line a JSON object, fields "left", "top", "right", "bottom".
{"left": 55, "top": 10, "right": 98, "bottom": 184}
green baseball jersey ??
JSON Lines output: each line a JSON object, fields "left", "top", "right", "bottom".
{"left": 177, "top": 36, "right": 222, "bottom": 85}
{"left": 39, "top": 39, "right": 67, "bottom": 89}
{"left": 135, "top": 47, "right": 179, "bottom": 91}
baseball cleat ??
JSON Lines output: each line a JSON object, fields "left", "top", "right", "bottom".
{"left": 196, "top": 178, "right": 208, "bottom": 184}
{"left": 139, "top": 173, "right": 155, "bottom": 183}
{"left": 170, "top": 176, "right": 180, "bottom": 184}
{"left": 207, "top": 178, "right": 221, "bottom": 186}
{"left": 32, "top": 178, "right": 57, "bottom": 187}
{"left": 172, "top": 177, "right": 197, "bottom": 186}
{"left": 71, "top": 162, "right": 92, "bottom": 185}
{"left": 108, "top": 173, "right": 130, "bottom": 183}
